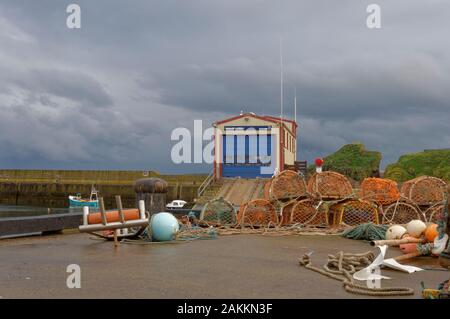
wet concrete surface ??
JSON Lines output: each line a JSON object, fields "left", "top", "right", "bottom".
{"left": 0, "top": 233, "right": 448, "bottom": 298}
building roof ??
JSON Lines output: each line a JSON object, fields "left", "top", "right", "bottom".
{"left": 214, "top": 113, "right": 297, "bottom": 135}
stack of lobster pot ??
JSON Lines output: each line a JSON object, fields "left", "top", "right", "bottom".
{"left": 358, "top": 177, "right": 405, "bottom": 225}
{"left": 400, "top": 176, "right": 447, "bottom": 223}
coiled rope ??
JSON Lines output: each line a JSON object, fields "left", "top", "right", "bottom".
{"left": 298, "top": 251, "right": 415, "bottom": 296}
{"left": 342, "top": 223, "right": 388, "bottom": 241}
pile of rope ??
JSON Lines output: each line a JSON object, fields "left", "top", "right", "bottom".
{"left": 298, "top": 251, "right": 414, "bottom": 296}
{"left": 216, "top": 224, "right": 348, "bottom": 236}
{"left": 176, "top": 226, "right": 218, "bottom": 241}
{"left": 342, "top": 223, "right": 388, "bottom": 241}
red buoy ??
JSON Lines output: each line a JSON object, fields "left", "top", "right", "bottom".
{"left": 315, "top": 158, "right": 324, "bottom": 167}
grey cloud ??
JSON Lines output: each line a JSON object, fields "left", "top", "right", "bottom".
{"left": 152, "top": 52, "right": 450, "bottom": 121}
{"left": 0, "top": 0, "right": 449, "bottom": 172}
{"left": 7, "top": 68, "right": 114, "bottom": 108}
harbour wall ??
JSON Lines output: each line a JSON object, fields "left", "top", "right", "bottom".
{"left": 0, "top": 170, "right": 207, "bottom": 209}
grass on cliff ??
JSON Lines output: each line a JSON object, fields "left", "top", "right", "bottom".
{"left": 308, "top": 143, "right": 382, "bottom": 181}
{"left": 384, "top": 149, "right": 450, "bottom": 182}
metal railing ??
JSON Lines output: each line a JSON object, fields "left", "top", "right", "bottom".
{"left": 197, "top": 170, "right": 214, "bottom": 198}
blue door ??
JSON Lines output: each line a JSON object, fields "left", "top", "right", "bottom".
{"left": 222, "top": 129, "right": 274, "bottom": 178}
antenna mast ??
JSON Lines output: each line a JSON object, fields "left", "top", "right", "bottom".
{"left": 280, "top": 39, "right": 283, "bottom": 127}
{"left": 294, "top": 86, "right": 297, "bottom": 123}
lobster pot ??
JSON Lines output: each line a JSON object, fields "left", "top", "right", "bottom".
{"left": 381, "top": 202, "right": 423, "bottom": 225}
{"left": 134, "top": 178, "right": 168, "bottom": 216}
{"left": 200, "top": 197, "right": 237, "bottom": 226}
{"left": 401, "top": 176, "right": 447, "bottom": 206}
{"left": 280, "top": 199, "right": 326, "bottom": 226}
{"left": 267, "top": 170, "right": 308, "bottom": 204}
{"left": 307, "top": 171, "right": 353, "bottom": 200}
{"left": 359, "top": 177, "right": 400, "bottom": 205}
{"left": 237, "top": 199, "right": 278, "bottom": 227}
{"left": 329, "top": 199, "right": 379, "bottom": 226}
{"left": 263, "top": 180, "right": 271, "bottom": 200}
{"left": 425, "top": 204, "right": 445, "bottom": 223}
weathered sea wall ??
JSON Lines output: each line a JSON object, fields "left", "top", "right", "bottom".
{"left": 0, "top": 170, "right": 207, "bottom": 209}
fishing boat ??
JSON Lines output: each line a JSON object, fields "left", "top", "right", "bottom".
{"left": 69, "top": 186, "right": 99, "bottom": 208}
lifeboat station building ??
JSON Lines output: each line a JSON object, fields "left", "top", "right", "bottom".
{"left": 213, "top": 113, "right": 297, "bottom": 179}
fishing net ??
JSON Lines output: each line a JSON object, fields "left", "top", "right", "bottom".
{"left": 267, "top": 170, "right": 308, "bottom": 204}
{"left": 237, "top": 199, "right": 278, "bottom": 228}
{"left": 381, "top": 201, "right": 424, "bottom": 224}
{"left": 359, "top": 177, "right": 400, "bottom": 205}
{"left": 329, "top": 199, "right": 379, "bottom": 227}
{"left": 200, "top": 197, "right": 237, "bottom": 226}
{"left": 280, "top": 199, "right": 327, "bottom": 227}
{"left": 307, "top": 171, "right": 353, "bottom": 200}
{"left": 401, "top": 176, "right": 447, "bottom": 206}
{"left": 342, "top": 223, "right": 389, "bottom": 241}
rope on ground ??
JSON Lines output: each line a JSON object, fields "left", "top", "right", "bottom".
{"left": 298, "top": 251, "right": 415, "bottom": 296}
{"left": 216, "top": 222, "right": 350, "bottom": 237}
{"left": 121, "top": 226, "right": 218, "bottom": 245}
{"left": 342, "top": 223, "right": 388, "bottom": 241}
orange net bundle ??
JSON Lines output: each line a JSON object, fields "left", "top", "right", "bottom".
{"left": 266, "top": 170, "right": 308, "bottom": 204}
{"left": 307, "top": 171, "right": 353, "bottom": 200}
{"left": 359, "top": 177, "right": 400, "bottom": 205}
{"left": 280, "top": 199, "right": 327, "bottom": 226}
{"left": 200, "top": 197, "right": 237, "bottom": 226}
{"left": 237, "top": 199, "right": 278, "bottom": 228}
{"left": 400, "top": 176, "right": 447, "bottom": 206}
{"left": 381, "top": 201, "right": 424, "bottom": 224}
{"left": 328, "top": 199, "right": 379, "bottom": 226}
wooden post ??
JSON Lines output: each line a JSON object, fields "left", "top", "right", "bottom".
{"left": 82, "top": 206, "right": 89, "bottom": 225}
{"left": 394, "top": 251, "right": 421, "bottom": 262}
{"left": 114, "top": 229, "right": 119, "bottom": 247}
{"left": 99, "top": 197, "right": 107, "bottom": 225}
{"left": 371, "top": 237, "right": 424, "bottom": 247}
{"left": 115, "top": 195, "right": 125, "bottom": 224}
{"left": 150, "top": 194, "right": 154, "bottom": 214}
{"left": 139, "top": 200, "right": 146, "bottom": 220}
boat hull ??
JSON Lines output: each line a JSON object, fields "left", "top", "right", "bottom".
{"left": 69, "top": 197, "right": 99, "bottom": 208}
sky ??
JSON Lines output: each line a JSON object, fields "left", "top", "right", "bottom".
{"left": 0, "top": 0, "right": 449, "bottom": 174}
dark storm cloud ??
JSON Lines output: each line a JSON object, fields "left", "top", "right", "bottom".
{"left": 0, "top": 0, "right": 449, "bottom": 171}
{"left": 8, "top": 69, "right": 114, "bottom": 108}
{"left": 151, "top": 53, "right": 450, "bottom": 120}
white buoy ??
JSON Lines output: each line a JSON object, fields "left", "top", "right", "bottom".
{"left": 406, "top": 220, "right": 427, "bottom": 238}
{"left": 385, "top": 225, "right": 407, "bottom": 240}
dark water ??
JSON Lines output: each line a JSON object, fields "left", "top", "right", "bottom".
{"left": 0, "top": 205, "right": 85, "bottom": 219}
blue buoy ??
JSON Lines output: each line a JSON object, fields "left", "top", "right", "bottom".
{"left": 151, "top": 212, "right": 180, "bottom": 241}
